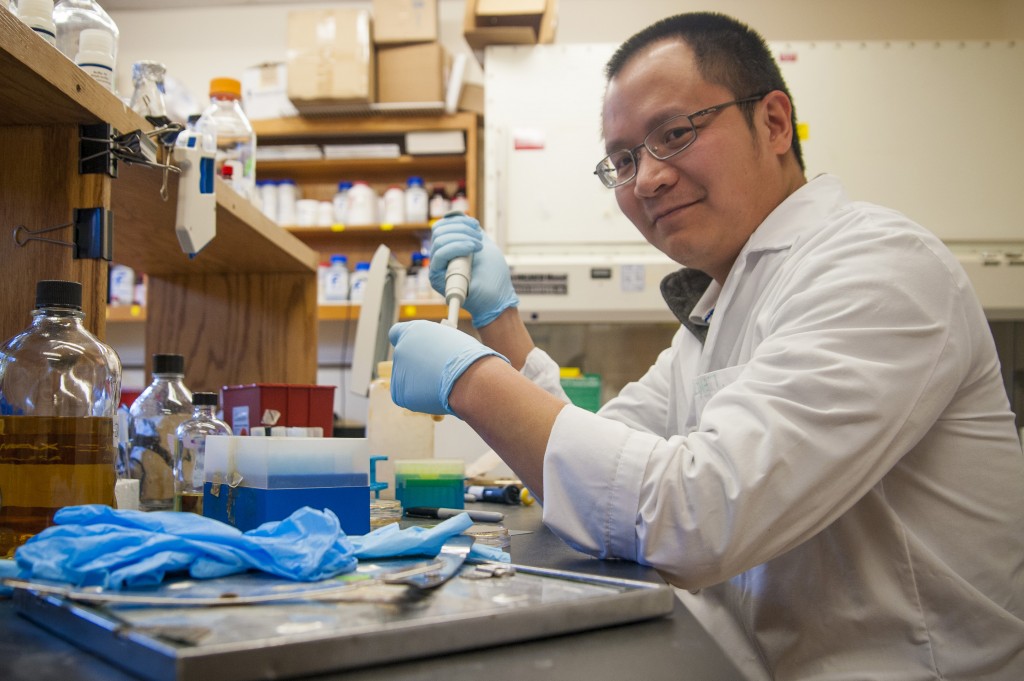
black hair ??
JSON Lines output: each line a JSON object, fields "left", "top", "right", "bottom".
{"left": 606, "top": 12, "right": 804, "bottom": 170}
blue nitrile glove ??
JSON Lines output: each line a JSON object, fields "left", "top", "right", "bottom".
{"left": 13, "top": 505, "right": 358, "bottom": 590}
{"left": 350, "top": 511, "right": 509, "bottom": 563}
{"left": 389, "top": 320, "right": 509, "bottom": 416}
{"left": 429, "top": 213, "right": 519, "bottom": 328}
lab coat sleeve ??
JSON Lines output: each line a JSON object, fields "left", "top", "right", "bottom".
{"left": 543, "top": 222, "right": 980, "bottom": 589}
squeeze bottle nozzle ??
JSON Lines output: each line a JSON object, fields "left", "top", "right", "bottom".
{"left": 441, "top": 211, "right": 472, "bottom": 328}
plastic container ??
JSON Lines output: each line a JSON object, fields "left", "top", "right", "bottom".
{"left": 295, "top": 198, "right": 319, "bottom": 227}
{"left": 17, "top": 0, "right": 56, "bottom": 46}
{"left": 53, "top": 0, "right": 118, "bottom": 81}
{"left": 332, "top": 180, "right": 352, "bottom": 224}
{"left": 405, "top": 176, "right": 429, "bottom": 223}
{"left": 323, "top": 254, "right": 350, "bottom": 304}
{"left": 127, "top": 354, "right": 193, "bottom": 512}
{"left": 394, "top": 459, "right": 464, "bottom": 510}
{"left": 128, "top": 60, "right": 168, "bottom": 119}
{"left": 173, "top": 392, "right": 230, "bottom": 515}
{"left": 465, "top": 524, "right": 512, "bottom": 552}
{"left": 346, "top": 181, "right": 378, "bottom": 226}
{"left": 349, "top": 261, "right": 372, "bottom": 302}
{"left": 221, "top": 383, "right": 335, "bottom": 436}
{"left": 428, "top": 184, "right": 450, "bottom": 219}
{"left": 382, "top": 185, "right": 405, "bottom": 224}
{"left": 451, "top": 179, "right": 469, "bottom": 214}
{"left": 404, "top": 251, "right": 424, "bottom": 300}
{"left": 366, "top": 361, "right": 438, "bottom": 500}
{"left": 417, "top": 256, "right": 435, "bottom": 300}
{"left": 108, "top": 263, "right": 135, "bottom": 306}
{"left": 74, "top": 26, "right": 114, "bottom": 91}
{"left": 195, "top": 77, "right": 257, "bottom": 200}
{"left": 0, "top": 280, "right": 122, "bottom": 557}
{"left": 258, "top": 180, "right": 278, "bottom": 222}
{"left": 316, "top": 200, "right": 334, "bottom": 227}
{"left": 277, "top": 179, "right": 298, "bottom": 225}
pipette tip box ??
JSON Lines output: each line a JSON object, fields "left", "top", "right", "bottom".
{"left": 394, "top": 459, "right": 465, "bottom": 510}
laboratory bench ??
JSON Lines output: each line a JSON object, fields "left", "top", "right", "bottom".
{"left": 0, "top": 503, "right": 743, "bottom": 680}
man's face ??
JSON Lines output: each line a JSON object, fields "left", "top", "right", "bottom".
{"left": 602, "top": 40, "right": 786, "bottom": 282}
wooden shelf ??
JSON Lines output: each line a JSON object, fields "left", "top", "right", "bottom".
{"left": 285, "top": 224, "right": 433, "bottom": 235}
{"left": 252, "top": 112, "right": 479, "bottom": 139}
{"left": 106, "top": 304, "right": 147, "bottom": 322}
{"left": 108, "top": 302, "right": 465, "bottom": 323}
{"left": 112, "top": 169, "right": 318, "bottom": 276}
{"left": 259, "top": 155, "right": 465, "bottom": 182}
{"left": 0, "top": 8, "right": 138, "bottom": 130}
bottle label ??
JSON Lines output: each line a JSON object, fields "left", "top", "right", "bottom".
{"left": 79, "top": 63, "right": 114, "bottom": 91}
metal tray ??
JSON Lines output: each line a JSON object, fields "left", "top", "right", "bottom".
{"left": 11, "top": 560, "right": 674, "bottom": 681}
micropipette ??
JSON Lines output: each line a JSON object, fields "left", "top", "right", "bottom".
{"left": 441, "top": 211, "right": 472, "bottom": 328}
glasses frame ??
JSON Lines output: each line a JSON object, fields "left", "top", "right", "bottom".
{"left": 594, "top": 93, "right": 769, "bottom": 188}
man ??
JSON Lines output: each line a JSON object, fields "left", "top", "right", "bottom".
{"left": 388, "top": 12, "right": 1024, "bottom": 680}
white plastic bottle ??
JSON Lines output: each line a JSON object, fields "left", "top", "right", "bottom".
{"left": 346, "top": 181, "right": 378, "bottom": 227}
{"left": 74, "top": 27, "right": 114, "bottom": 91}
{"left": 428, "top": 184, "right": 450, "bottom": 220}
{"left": 17, "top": 0, "right": 57, "bottom": 47}
{"left": 276, "top": 179, "right": 298, "bottom": 226}
{"left": 451, "top": 179, "right": 469, "bottom": 214}
{"left": 323, "top": 255, "right": 350, "bottom": 304}
{"left": 195, "top": 77, "right": 257, "bottom": 201}
{"left": 108, "top": 263, "right": 135, "bottom": 306}
{"left": 382, "top": 185, "right": 406, "bottom": 224}
{"left": 332, "top": 181, "right": 352, "bottom": 224}
{"left": 366, "top": 361, "right": 437, "bottom": 500}
{"left": 405, "top": 176, "right": 429, "bottom": 223}
{"left": 257, "top": 180, "right": 278, "bottom": 222}
{"left": 349, "top": 261, "right": 371, "bottom": 302}
{"left": 53, "top": 0, "right": 118, "bottom": 80}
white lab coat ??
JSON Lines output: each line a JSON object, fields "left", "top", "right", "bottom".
{"left": 527, "top": 175, "right": 1024, "bottom": 680}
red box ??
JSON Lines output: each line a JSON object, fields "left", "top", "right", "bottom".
{"left": 221, "top": 383, "right": 336, "bottom": 436}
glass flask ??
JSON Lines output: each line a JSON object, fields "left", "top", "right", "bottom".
{"left": 127, "top": 353, "right": 192, "bottom": 511}
{"left": 173, "top": 391, "right": 230, "bottom": 515}
{"left": 0, "top": 280, "right": 122, "bottom": 557}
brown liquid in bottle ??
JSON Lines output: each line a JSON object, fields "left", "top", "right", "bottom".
{"left": 0, "top": 416, "right": 115, "bottom": 558}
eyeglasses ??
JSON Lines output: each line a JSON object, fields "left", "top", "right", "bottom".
{"left": 594, "top": 93, "right": 768, "bottom": 188}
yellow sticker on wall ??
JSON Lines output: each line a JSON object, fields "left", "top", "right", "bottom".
{"left": 797, "top": 122, "right": 809, "bottom": 141}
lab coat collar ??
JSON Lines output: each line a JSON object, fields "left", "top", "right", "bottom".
{"left": 739, "top": 173, "right": 848, "bottom": 260}
{"left": 659, "top": 175, "right": 846, "bottom": 343}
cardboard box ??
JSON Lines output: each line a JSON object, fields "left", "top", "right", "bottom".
{"left": 458, "top": 81, "right": 484, "bottom": 115}
{"left": 373, "top": 0, "right": 438, "bottom": 45}
{"left": 241, "top": 62, "right": 299, "bottom": 121}
{"left": 463, "top": 0, "right": 558, "bottom": 51}
{"left": 287, "top": 9, "right": 375, "bottom": 112}
{"left": 376, "top": 42, "right": 448, "bottom": 103}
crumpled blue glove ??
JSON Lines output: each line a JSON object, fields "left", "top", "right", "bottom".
{"left": 389, "top": 320, "right": 509, "bottom": 416}
{"left": 350, "top": 511, "right": 509, "bottom": 564}
{"left": 13, "top": 504, "right": 358, "bottom": 589}
{"left": 429, "top": 213, "right": 519, "bottom": 328}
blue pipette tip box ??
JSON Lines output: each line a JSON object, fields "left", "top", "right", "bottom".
{"left": 204, "top": 473, "right": 370, "bottom": 535}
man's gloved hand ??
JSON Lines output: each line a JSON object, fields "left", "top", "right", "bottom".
{"left": 429, "top": 213, "right": 520, "bottom": 328}
{"left": 388, "top": 320, "right": 509, "bottom": 416}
